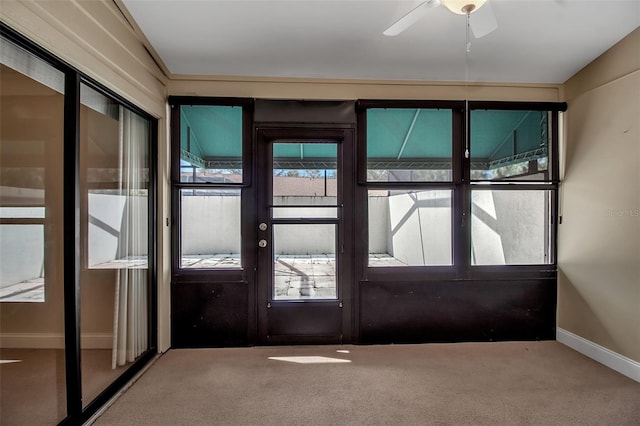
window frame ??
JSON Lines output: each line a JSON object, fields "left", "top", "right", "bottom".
{"left": 169, "top": 97, "right": 254, "bottom": 277}
{"left": 357, "top": 100, "right": 465, "bottom": 275}
{"left": 468, "top": 102, "right": 561, "bottom": 270}
{"left": 469, "top": 184, "right": 556, "bottom": 267}
{"left": 364, "top": 106, "right": 456, "bottom": 184}
{"left": 357, "top": 100, "right": 565, "bottom": 280}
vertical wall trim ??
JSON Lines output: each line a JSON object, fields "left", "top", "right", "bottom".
{"left": 63, "top": 71, "right": 82, "bottom": 418}
{"left": 557, "top": 328, "right": 640, "bottom": 383}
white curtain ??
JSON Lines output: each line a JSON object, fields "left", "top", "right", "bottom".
{"left": 112, "top": 108, "right": 149, "bottom": 369}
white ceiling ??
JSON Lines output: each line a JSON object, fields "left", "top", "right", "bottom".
{"left": 122, "top": 0, "right": 640, "bottom": 84}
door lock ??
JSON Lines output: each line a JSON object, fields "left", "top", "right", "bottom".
{"left": 258, "top": 222, "right": 268, "bottom": 231}
{"left": 258, "top": 239, "right": 268, "bottom": 248}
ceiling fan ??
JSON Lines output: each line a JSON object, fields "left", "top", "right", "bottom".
{"left": 383, "top": 0, "right": 498, "bottom": 38}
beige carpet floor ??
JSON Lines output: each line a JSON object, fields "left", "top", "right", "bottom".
{"left": 94, "top": 341, "right": 640, "bottom": 426}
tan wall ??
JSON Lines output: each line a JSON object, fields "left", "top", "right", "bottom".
{"left": 559, "top": 28, "right": 640, "bottom": 362}
{"left": 169, "top": 75, "right": 562, "bottom": 102}
{"left": 1, "top": 0, "right": 170, "bottom": 350}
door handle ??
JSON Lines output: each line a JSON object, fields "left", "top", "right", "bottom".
{"left": 258, "top": 239, "right": 268, "bottom": 248}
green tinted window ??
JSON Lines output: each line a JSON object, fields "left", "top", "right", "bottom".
{"left": 367, "top": 108, "right": 452, "bottom": 182}
{"left": 471, "top": 110, "right": 550, "bottom": 180}
{"left": 179, "top": 105, "right": 242, "bottom": 183}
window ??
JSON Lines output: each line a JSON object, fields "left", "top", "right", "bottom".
{"left": 179, "top": 105, "right": 242, "bottom": 183}
{"left": 273, "top": 223, "right": 337, "bottom": 299}
{"left": 367, "top": 108, "right": 453, "bottom": 182}
{"left": 471, "top": 189, "right": 552, "bottom": 265}
{"left": 365, "top": 107, "right": 455, "bottom": 267}
{"left": 174, "top": 103, "right": 246, "bottom": 270}
{"left": 470, "top": 110, "right": 551, "bottom": 181}
{"left": 362, "top": 102, "right": 561, "bottom": 272}
{"left": 180, "top": 188, "right": 241, "bottom": 268}
{"left": 369, "top": 189, "right": 452, "bottom": 266}
{"left": 469, "top": 108, "right": 557, "bottom": 267}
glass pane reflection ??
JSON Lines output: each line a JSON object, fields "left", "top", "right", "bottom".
{"left": 0, "top": 38, "right": 67, "bottom": 424}
{"left": 80, "top": 84, "right": 150, "bottom": 407}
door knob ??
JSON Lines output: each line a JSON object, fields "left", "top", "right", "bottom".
{"left": 258, "top": 239, "right": 268, "bottom": 248}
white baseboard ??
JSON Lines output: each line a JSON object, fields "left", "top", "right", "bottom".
{"left": 557, "top": 328, "right": 640, "bottom": 383}
{"left": 0, "top": 333, "right": 112, "bottom": 349}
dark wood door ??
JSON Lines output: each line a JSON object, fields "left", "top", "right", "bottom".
{"left": 255, "top": 127, "right": 353, "bottom": 344}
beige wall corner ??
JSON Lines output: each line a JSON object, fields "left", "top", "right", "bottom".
{"left": 564, "top": 27, "right": 640, "bottom": 101}
{"left": 1, "top": 0, "right": 168, "bottom": 117}
{"left": 559, "top": 28, "right": 640, "bottom": 363}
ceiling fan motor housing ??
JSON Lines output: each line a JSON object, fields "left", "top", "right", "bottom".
{"left": 443, "top": 0, "right": 487, "bottom": 15}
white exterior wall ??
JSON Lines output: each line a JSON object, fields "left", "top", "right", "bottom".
{"left": 181, "top": 195, "right": 241, "bottom": 255}
{"left": 174, "top": 192, "right": 545, "bottom": 264}
{"left": 384, "top": 191, "right": 453, "bottom": 265}
{"left": 472, "top": 190, "right": 548, "bottom": 265}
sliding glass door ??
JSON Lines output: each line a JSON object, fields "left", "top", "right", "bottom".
{"left": 0, "top": 26, "right": 157, "bottom": 425}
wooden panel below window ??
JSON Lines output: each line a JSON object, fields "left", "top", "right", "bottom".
{"left": 358, "top": 278, "right": 556, "bottom": 344}
{"left": 171, "top": 281, "right": 248, "bottom": 348}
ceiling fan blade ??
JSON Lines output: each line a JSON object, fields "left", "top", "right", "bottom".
{"left": 383, "top": 0, "right": 441, "bottom": 36}
{"left": 469, "top": 0, "right": 498, "bottom": 38}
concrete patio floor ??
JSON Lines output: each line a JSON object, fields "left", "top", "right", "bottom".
{"left": 1, "top": 254, "right": 406, "bottom": 302}
{"left": 182, "top": 253, "right": 407, "bottom": 299}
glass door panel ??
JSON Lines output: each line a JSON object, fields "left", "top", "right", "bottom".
{"left": 80, "top": 83, "right": 150, "bottom": 408}
{"left": 270, "top": 142, "right": 339, "bottom": 301}
{"left": 273, "top": 143, "right": 337, "bottom": 205}
{"left": 0, "top": 39, "right": 66, "bottom": 424}
{"left": 257, "top": 134, "right": 345, "bottom": 344}
{"left": 273, "top": 224, "right": 337, "bottom": 300}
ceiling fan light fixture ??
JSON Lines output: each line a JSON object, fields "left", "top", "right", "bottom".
{"left": 442, "top": 0, "right": 487, "bottom": 15}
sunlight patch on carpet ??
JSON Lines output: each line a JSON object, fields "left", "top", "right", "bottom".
{"left": 268, "top": 356, "right": 351, "bottom": 364}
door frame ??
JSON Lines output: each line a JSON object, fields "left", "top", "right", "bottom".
{"left": 253, "top": 126, "right": 355, "bottom": 344}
